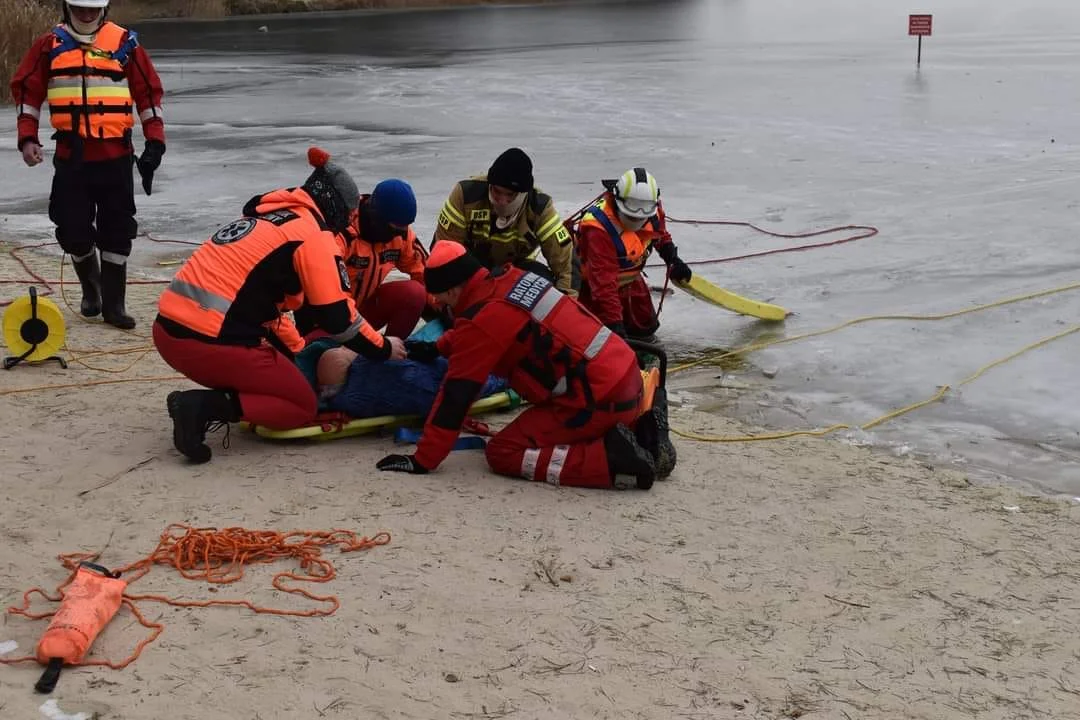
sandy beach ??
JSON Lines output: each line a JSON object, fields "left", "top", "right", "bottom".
{"left": 2, "top": 243, "right": 1080, "bottom": 719}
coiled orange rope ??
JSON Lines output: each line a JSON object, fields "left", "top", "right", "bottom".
{"left": 0, "top": 523, "right": 390, "bottom": 670}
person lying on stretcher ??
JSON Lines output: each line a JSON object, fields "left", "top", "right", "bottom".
{"left": 296, "top": 339, "right": 509, "bottom": 419}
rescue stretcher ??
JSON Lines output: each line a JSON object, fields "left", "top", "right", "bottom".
{"left": 244, "top": 390, "right": 522, "bottom": 442}
{"left": 245, "top": 341, "right": 668, "bottom": 444}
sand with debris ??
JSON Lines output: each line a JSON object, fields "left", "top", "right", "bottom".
{"left": 2, "top": 243, "right": 1080, "bottom": 720}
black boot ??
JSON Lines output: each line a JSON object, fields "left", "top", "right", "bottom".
{"left": 605, "top": 424, "right": 655, "bottom": 490}
{"left": 635, "top": 386, "right": 677, "bottom": 479}
{"left": 167, "top": 389, "right": 239, "bottom": 464}
{"left": 100, "top": 256, "right": 136, "bottom": 329}
{"left": 70, "top": 252, "right": 101, "bottom": 318}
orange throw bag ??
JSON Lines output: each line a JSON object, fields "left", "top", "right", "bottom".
{"left": 34, "top": 563, "right": 126, "bottom": 693}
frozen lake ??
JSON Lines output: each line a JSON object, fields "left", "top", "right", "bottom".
{"left": 3, "top": 0, "right": 1078, "bottom": 494}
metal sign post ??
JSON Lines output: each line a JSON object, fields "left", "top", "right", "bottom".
{"left": 909, "top": 14, "right": 933, "bottom": 67}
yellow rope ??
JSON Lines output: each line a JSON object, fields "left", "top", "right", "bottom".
{"left": 57, "top": 253, "right": 157, "bottom": 372}
{"left": 669, "top": 284, "right": 1075, "bottom": 442}
{"left": 0, "top": 375, "right": 186, "bottom": 397}
{"left": 670, "top": 281, "right": 1080, "bottom": 374}
{"left": 10, "top": 258, "right": 1080, "bottom": 444}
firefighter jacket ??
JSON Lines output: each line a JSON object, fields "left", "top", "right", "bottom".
{"left": 433, "top": 175, "right": 577, "bottom": 295}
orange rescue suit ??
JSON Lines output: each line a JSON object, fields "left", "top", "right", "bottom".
{"left": 157, "top": 188, "right": 391, "bottom": 359}
{"left": 576, "top": 195, "right": 668, "bottom": 288}
{"left": 415, "top": 267, "right": 638, "bottom": 470}
{"left": 342, "top": 197, "right": 434, "bottom": 308}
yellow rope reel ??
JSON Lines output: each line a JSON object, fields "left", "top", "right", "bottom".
{"left": 3, "top": 287, "right": 68, "bottom": 370}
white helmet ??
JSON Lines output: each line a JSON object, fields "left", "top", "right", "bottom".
{"left": 613, "top": 167, "right": 660, "bottom": 220}
{"left": 66, "top": 0, "right": 109, "bottom": 7}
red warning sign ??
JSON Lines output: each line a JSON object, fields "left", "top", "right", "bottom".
{"left": 909, "top": 14, "right": 933, "bottom": 36}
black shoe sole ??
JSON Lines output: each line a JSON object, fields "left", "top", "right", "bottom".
{"left": 607, "top": 424, "right": 655, "bottom": 490}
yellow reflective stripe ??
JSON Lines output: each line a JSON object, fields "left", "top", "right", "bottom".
{"left": 85, "top": 87, "right": 133, "bottom": 99}
{"left": 440, "top": 199, "right": 466, "bottom": 226}
{"left": 47, "top": 86, "right": 132, "bottom": 100}
{"left": 536, "top": 211, "right": 563, "bottom": 241}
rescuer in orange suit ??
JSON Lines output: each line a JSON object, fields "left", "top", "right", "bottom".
{"left": 10, "top": 0, "right": 166, "bottom": 330}
{"left": 375, "top": 242, "right": 658, "bottom": 490}
{"left": 294, "top": 178, "right": 435, "bottom": 339}
{"left": 153, "top": 148, "right": 407, "bottom": 464}
{"left": 575, "top": 168, "right": 692, "bottom": 341}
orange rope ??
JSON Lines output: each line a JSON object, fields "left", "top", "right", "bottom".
{"left": 0, "top": 524, "right": 390, "bottom": 670}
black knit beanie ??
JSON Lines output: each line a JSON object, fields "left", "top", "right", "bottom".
{"left": 487, "top": 148, "right": 534, "bottom": 193}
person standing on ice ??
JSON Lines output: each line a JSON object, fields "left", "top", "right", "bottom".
{"left": 375, "top": 241, "right": 658, "bottom": 491}
{"left": 573, "top": 168, "right": 692, "bottom": 342}
{"left": 432, "top": 147, "right": 579, "bottom": 297}
{"left": 10, "top": 0, "right": 166, "bottom": 330}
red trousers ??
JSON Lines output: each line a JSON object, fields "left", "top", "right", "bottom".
{"left": 298, "top": 279, "right": 427, "bottom": 341}
{"left": 484, "top": 369, "right": 643, "bottom": 490}
{"left": 360, "top": 279, "right": 427, "bottom": 338}
{"left": 153, "top": 322, "right": 317, "bottom": 430}
{"left": 581, "top": 274, "right": 659, "bottom": 338}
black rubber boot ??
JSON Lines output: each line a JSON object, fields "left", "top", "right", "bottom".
{"left": 635, "top": 386, "right": 677, "bottom": 479}
{"left": 100, "top": 256, "right": 136, "bottom": 329}
{"left": 605, "top": 423, "right": 655, "bottom": 490}
{"left": 167, "top": 390, "right": 238, "bottom": 464}
{"left": 70, "top": 252, "right": 101, "bottom": 318}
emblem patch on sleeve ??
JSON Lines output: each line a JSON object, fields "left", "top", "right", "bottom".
{"left": 211, "top": 218, "right": 256, "bottom": 245}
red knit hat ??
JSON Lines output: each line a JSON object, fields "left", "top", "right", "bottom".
{"left": 425, "top": 242, "right": 483, "bottom": 294}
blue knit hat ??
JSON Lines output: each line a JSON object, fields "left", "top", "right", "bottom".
{"left": 370, "top": 179, "right": 417, "bottom": 227}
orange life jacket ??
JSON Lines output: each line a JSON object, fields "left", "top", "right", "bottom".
{"left": 576, "top": 196, "right": 665, "bottom": 287}
{"left": 343, "top": 201, "right": 429, "bottom": 305}
{"left": 46, "top": 22, "right": 137, "bottom": 140}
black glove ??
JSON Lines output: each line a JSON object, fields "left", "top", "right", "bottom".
{"left": 376, "top": 454, "right": 429, "bottom": 474}
{"left": 135, "top": 140, "right": 165, "bottom": 196}
{"left": 669, "top": 257, "right": 692, "bottom": 283}
{"left": 607, "top": 321, "right": 627, "bottom": 340}
{"left": 657, "top": 242, "right": 691, "bottom": 282}
{"left": 405, "top": 340, "right": 440, "bottom": 364}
